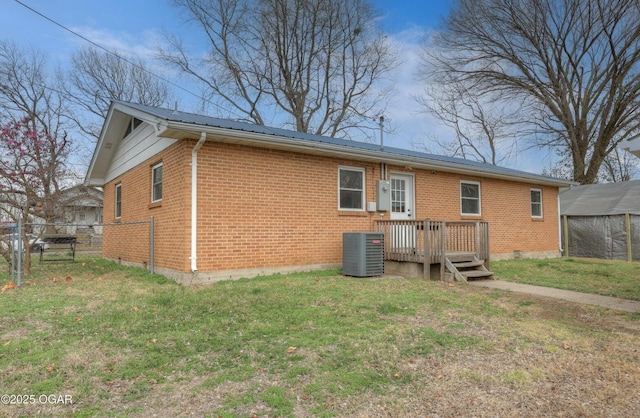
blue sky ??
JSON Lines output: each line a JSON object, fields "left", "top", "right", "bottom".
{"left": 1, "top": 0, "right": 550, "bottom": 173}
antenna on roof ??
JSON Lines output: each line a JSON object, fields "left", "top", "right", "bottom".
{"left": 379, "top": 115, "right": 385, "bottom": 151}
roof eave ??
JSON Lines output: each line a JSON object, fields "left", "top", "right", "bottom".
{"left": 84, "top": 105, "right": 116, "bottom": 186}
{"left": 162, "top": 121, "right": 576, "bottom": 188}
{"left": 84, "top": 102, "right": 166, "bottom": 186}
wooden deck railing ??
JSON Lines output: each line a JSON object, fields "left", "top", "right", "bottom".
{"left": 374, "top": 220, "right": 490, "bottom": 278}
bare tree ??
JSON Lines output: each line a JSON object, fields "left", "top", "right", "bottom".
{"left": 65, "top": 46, "right": 172, "bottom": 141}
{"left": 420, "top": 0, "right": 640, "bottom": 184}
{"left": 0, "top": 41, "right": 68, "bottom": 140}
{"left": 0, "top": 117, "right": 71, "bottom": 273}
{"left": 0, "top": 41, "right": 75, "bottom": 273}
{"left": 545, "top": 146, "right": 638, "bottom": 183}
{"left": 600, "top": 148, "right": 638, "bottom": 182}
{"left": 160, "top": 0, "right": 396, "bottom": 139}
{"left": 415, "top": 79, "right": 519, "bottom": 165}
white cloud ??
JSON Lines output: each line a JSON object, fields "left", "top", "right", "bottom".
{"left": 66, "top": 26, "right": 162, "bottom": 60}
{"left": 380, "top": 26, "right": 454, "bottom": 150}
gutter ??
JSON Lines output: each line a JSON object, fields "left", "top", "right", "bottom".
{"left": 163, "top": 122, "right": 576, "bottom": 188}
{"left": 190, "top": 132, "right": 207, "bottom": 272}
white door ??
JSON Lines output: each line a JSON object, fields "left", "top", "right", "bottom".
{"left": 389, "top": 174, "right": 415, "bottom": 250}
{"left": 390, "top": 174, "right": 414, "bottom": 220}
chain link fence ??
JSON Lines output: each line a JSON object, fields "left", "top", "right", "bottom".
{"left": 2, "top": 218, "right": 154, "bottom": 286}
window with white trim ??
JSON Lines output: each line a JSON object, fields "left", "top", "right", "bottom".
{"left": 339, "top": 167, "right": 365, "bottom": 210}
{"left": 151, "top": 162, "right": 163, "bottom": 203}
{"left": 115, "top": 183, "right": 122, "bottom": 219}
{"left": 531, "top": 188, "right": 542, "bottom": 218}
{"left": 460, "top": 181, "right": 481, "bottom": 215}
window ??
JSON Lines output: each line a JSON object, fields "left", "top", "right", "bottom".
{"left": 391, "top": 178, "right": 405, "bottom": 213}
{"left": 339, "top": 167, "right": 365, "bottom": 210}
{"left": 95, "top": 207, "right": 103, "bottom": 223}
{"left": 461, "top": 181, "right": 481, "bottom": 215}
{"left": 115, "top": 183, "right": 122, "bottom": 219}
{"left": 152, "top": 162, "right": 163, "bottom": 202}
{"left": 531, "top": 188, "right": 542, "bottom": 218}
{"left": 123, "top": 117, "right": 143, "bottom": 139}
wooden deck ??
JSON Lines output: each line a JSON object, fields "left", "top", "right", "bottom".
{"left": 374, "top": 220, "right": 491, "bottom": 280}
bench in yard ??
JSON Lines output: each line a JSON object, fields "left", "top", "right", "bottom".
{"left": 39, "top": 236, "right": 77, "bottom": 263}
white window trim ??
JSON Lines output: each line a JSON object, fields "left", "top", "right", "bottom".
{"left": 151, "top": 162, "right": 163, "bottom": 203}
{"left": 531, "top": 188, "right": 543, "bottom": 218}
{"left": 338, "top": 166, "right": 366, "bottom": 211}
{"left": 460, "top": 180, "right": 481, "bottom": 216}
{"left": 115, "top": 183, "right": 122, "bottom": 219}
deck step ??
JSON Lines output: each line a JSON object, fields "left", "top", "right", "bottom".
{"left": 446, "top": 253, "right": 477, "bottom": 263}
{"left": 461, "top": 270, "right": 494, "bottom": 279}
{"left": 452, "top": 260, "right": 485, "bottom": 269}
{"left": 445, "top": 255, "right": 494, "bottom": 282}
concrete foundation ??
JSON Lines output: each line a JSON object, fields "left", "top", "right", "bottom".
{"left": 384, "top": 250, "right": 562, "bottom": 281}
{"left": 384, "top": 261, "right": 442, "bottom": 280}
{"left": 174, "top": 263, "right": 341, "bottom": 286}
{"left": 491, "top": 250, "right": 561, "bottom": 261}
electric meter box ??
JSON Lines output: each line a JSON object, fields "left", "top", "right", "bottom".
{"left": 376, "top": 180, "right": 390, "bottom": 211}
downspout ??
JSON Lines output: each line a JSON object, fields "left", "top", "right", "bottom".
{"left": 557, "top": 194, "right": 564, "bottom": 255}
{"left": 191, "top": 132, "right": 207, "bottom": 272}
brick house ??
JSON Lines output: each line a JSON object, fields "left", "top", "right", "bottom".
{"left": 85, "top": 101, "right": 575, "bottom": 284}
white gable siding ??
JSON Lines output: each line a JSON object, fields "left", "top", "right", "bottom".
{"left": 625, "top": 138, "right": 640, "bottom": 158}
{"left": 105, "top": 124, "right": 179, "bottom": 183}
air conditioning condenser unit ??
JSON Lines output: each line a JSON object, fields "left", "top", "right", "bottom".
{"left": 342, "top": 232, "right": 384, "bottom": 277}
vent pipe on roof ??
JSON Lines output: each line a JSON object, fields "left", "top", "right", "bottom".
{"left": 191, "top": 132, "right": 207, "bottom": 273}
{"left": 379, "top": 115, "right": 384, "bottom": 151}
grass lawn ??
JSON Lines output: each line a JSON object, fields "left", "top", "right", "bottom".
{"left": 492, "top": 257, "right": 640, "bottom": 301}
{"left": 1, "top": 255, "right": 639, "bottom": 417}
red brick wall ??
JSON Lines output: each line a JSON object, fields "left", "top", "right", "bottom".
{"left": 102, "top": 141, "right": 191, "bottom": 272}
{"left": 195, "top": 141, "right": 377, "bottom": 271}
{"left": 410, "top": 169, "right": 559, "bottom": 254}
{"left": 102, "top": 137, "right": 560, "bottom": 275}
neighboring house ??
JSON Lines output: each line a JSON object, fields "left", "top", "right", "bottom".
{"left": 57, "top": 185, "right": 104, "bottom": 234}
{"left": 85, "top": 101, "right": 575, "bottom": 284}
{"left": 1, "top": 202, "right": 49, "bottom": 235}
{"left": 560, "top": 181, "right": 640, "bottom": 261}
{"left": 624, "top": 139, "right": 640, "bottom": 158}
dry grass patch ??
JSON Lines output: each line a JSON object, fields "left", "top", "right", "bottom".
{"left": 1, "top": 256, "right": 639, "bottom": 417}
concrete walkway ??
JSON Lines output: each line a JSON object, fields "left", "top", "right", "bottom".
{"left": 469, "top": 279, "right": 640, "bottom": 313}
